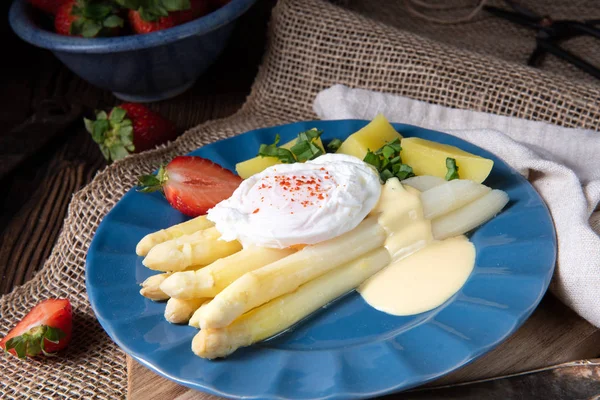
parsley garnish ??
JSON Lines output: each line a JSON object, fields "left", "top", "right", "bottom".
{"left": 327, "top": 138, "right": 343, "bottom": 152}
{"left": 445, "top": 157, "right": 459, "bottom": 180}
{"left": 363, "top": 138, "right": 415, "bottom": 182}
{"left": 258, "top": 134, "right": 296, "bottom": 164}
{"left": 258, "top": 129, "right": 324, "bottom": 163}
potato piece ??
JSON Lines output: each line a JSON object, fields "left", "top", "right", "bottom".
{"left": 235, "top": 137, "right": 325, "bottom": 179}
{"left": 336, "top": 114, "right": 402, "bottom": 160}
{"left": 400, "top": 137, "right": 494, "bottom": 183}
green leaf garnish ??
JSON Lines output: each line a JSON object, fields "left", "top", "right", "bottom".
{"left": 382, "top": 145, "right": 395, "bottom": 159}
{"left": 327, "top": 138, "right": 343, "bottom": 152}
{"left": 257, "top": 129, "right": 324, "bottom": 164}
{"left": 258, "top": 134, "right": 296, "bottom": 164}
{"left": 363, "top": 138, "right": 414, "bottom": 182}
{"left": 363, "top": 151, "right": 381, "bottom": 170}
{"left": 445, "top": 157, "right": 459, "bottom": 180}
{"left": 297, "top": 128, "right": 322, "bottom": 143}
{"left": 290, "top": 141, "right": 323, "bottom": 162}
{"left": 396, "top": 163, "right": 414, "bottom": 180}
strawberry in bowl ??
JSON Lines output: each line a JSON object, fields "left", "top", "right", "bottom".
{"left": 9, "top": 0, "right": 258, "bottom": 102}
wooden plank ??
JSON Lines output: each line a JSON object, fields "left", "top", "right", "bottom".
{"left": 127, "top": 293, "right": 600, "bottom": 399}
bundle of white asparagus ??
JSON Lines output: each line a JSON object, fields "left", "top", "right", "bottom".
{"left": 136, "top": 178, "right": 508, "bottom": 358}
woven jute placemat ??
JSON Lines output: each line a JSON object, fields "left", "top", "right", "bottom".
{"left": 1, "top": 0, "right": 599, "bottom": 398}
{"left": 346, "top": 0, "right": 600, "bottom": 87}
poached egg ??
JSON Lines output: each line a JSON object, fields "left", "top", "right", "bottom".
{"left": 207, "top": 154, "right": 381, "bottom": 248}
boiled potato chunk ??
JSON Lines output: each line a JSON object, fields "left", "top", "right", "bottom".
{"left": 336, "top": 114, "right": 402, "bottom": 160}
{"left": 235, "top": 137, "right": 325, "bottom": 179}
{"left": 401, "top": 137, "right": 494, "bottom": 183}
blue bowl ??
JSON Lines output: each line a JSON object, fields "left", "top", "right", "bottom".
{"left": 9, "top": 0, "right": 258, "bottom": 102}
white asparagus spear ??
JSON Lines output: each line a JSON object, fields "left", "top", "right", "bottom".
{"left": 196, "top": 216, "right": 386, "bottom": 330}
{"left": 401, "top": 175, "right": 445, "bottom": 192}
{"left": 164, "top": 298, "right": 206, "bottom": 324}
{"left": 192, "top": 248, "right": 391, "bottom": 359}
{"left": 142, "top": 227, "right": 242, "bottom": 272}
{"left": 421, "top": 179, "right": 491, "bottom": 220}
{"left": 432, "top": 189, "right": 509, "bottom": 240}
{"left": 136, "top": 216, "right": 214, "bottom": 256}
{"left": 139, "top": 273, "right": 171, "bottom": 301}
{"left": 160, "top": 247, "right": 295, "bottom": 299}
{"left": 189, "top": 300, "right": 212, "bottom": 328}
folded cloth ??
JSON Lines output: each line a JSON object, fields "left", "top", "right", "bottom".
{"left": 314, "top": 84, "right": 600, "bottom": 328}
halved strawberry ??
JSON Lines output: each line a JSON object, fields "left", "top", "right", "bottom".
{"left": 0, "top": 299, "right": 72, "bottom": 358}
{"left": 138, "top": 156, "right": 242, "bottom": 217}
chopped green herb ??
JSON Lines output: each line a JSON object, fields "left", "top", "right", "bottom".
{"left": 396, "top": 164, "right": 414, "bottom": 180}
{"left": 257, "top": 129, "right": 324, "bottom": 164}
{"left": 445, "top": 157, "right": 459, "bottom": 180}
{"left": 382, "top": 145, "right": 396, "bottom": 159}
{"left": 363, "top": 151, "right": 381, "bottom": 170}
{"left": 327, "top": 138, "right": 343, "bottom": 152}
{"left": 297, "top": 128, "right": 322, "bottom": 143}
{"left": 258, "top": 134, "right": 296, "bottom": 164}
{"left": 363, "top": 138, "right": 414, "bottom": 182}
{"left": 290, "top": 137, "right": 324, "bottom": 161}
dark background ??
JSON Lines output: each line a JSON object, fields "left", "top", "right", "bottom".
{"left": 0, "top": 0, "right": 275, "bottom": 294}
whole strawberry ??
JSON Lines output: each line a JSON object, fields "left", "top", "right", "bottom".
{"left": 118, "top": 0, "right": 209, "bottom": 34}
{"left": 55, "top": 0, "right": 124, "bottom": 37}
{"left": 127, "top": 9, "right": 179, "bottom": 34}
{"left": 28, "top": 0, "right": 71, "bottom": 15}
{"left": 85, "top": 103, "right": 178, "bottom": 162}
{"left": 177, "top": 0, "right": 210, "bottom": 24}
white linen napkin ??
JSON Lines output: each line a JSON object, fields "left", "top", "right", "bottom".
{"left": 313, "top": 84, "right": 600, "bottom": 328}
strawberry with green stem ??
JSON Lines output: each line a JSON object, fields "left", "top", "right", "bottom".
{"left": 85, "top": 103, "right": 178, "bottom": 163}
{"left": 0, "top": 299, "right": 72, "bottom": 358}
{"left": 138, "top": 156, "right": 242, "bottom": 217}
{"left": 55, "top": 0, "right": 124, "bottom": 37}
{"left": 117, "top": 0, "right": 209, "bottom": 33}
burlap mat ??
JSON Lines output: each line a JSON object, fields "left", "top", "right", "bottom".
{"left": 346, "top": 0, "right": 600, "bottom": 87}
{"left": 1, "top": 0, "right": 599, "bottom": 398}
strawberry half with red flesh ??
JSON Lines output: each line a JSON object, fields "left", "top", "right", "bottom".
{"left": 0, "top": 299, "right": 72, "bottom": 358}
{"left": 85, "top": 103, "right": 178, "bottom": 163}
{"left": 55, "top": 0, "right": 124, "bottom": 37}
{"left": 139, "top": 156, "right": 242, "bottom": 217}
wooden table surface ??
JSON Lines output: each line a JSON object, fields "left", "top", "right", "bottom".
{"left": 2, "top": 0, "right": 599, "bottom": 399}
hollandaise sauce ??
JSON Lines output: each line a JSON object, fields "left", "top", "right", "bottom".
{"left": 358, "top": 179, "right": 476, "bottom": 316}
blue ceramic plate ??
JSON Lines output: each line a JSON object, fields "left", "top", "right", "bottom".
{"left": 86, "top": 120, "right": 556, "bottom": 399}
